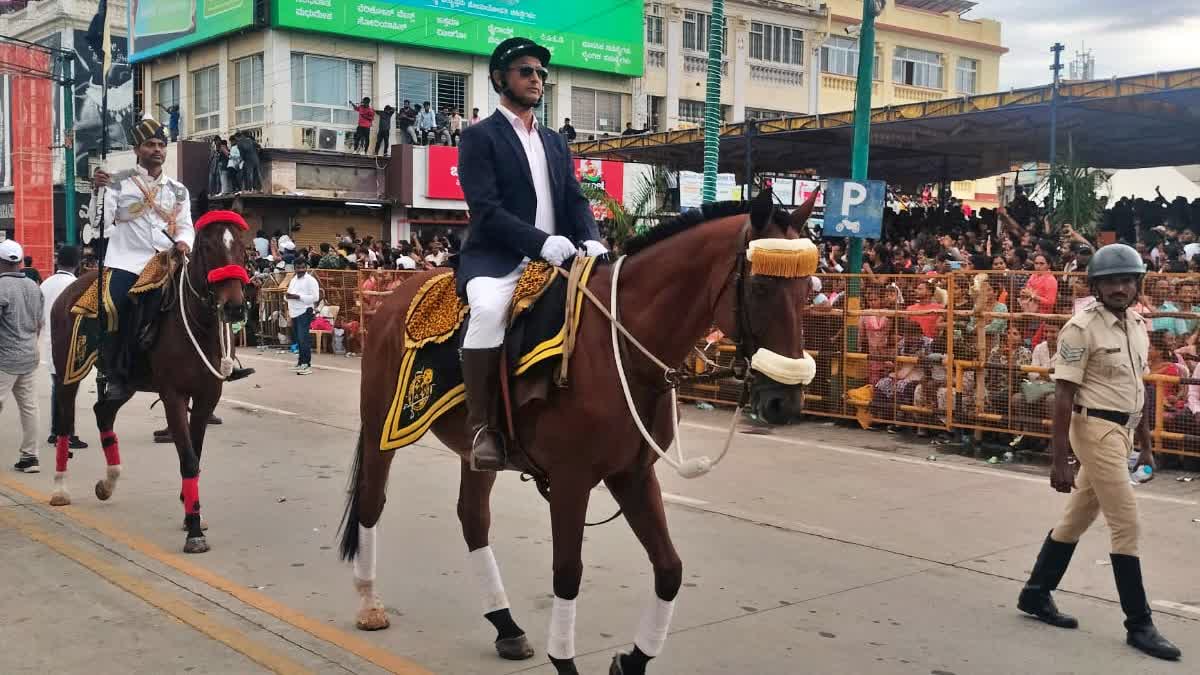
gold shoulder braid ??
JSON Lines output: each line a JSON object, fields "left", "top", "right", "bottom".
{"left": 130, "top": 175, "right": 182, "bottom": 238}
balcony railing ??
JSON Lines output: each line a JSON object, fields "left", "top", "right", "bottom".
{"left": 683, "top": 53, "right": 728, "bottom": 75}
{"left": 893, "top": 84, "right": 945, "bottom": 102}
{"left": 647, "top": 49, "right": 665, "bottom": 69}
{"left": 750, "top": 62, "right": 804, "bottom": 87}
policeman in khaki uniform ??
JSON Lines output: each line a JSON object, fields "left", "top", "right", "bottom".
{"left": 1017, "top": 243, "right": 1180, "bottom": 661}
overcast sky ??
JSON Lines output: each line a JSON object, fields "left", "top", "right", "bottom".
{"left": 965, "top": 1, "right": 1199, "bottom": 89}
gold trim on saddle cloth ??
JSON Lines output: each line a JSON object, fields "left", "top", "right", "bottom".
{"left": 70, "top": 269, "right": 118, "bottom": 333}
{"left": 62, "top": 315, "right": 99, "bottom": 386}
{"left": 404, "top": 272, "right": 470, "bottom": 350}
{"left": 130, "top": 252, "right": 173, "bottom": 294}
{"left": 379, "top": 257, "right": 598, "bottom": 452}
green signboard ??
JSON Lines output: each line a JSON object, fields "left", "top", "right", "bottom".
{"left": 129, "top": 0, "right": 257, "bottom": 63}
{"left": 272, "top": 0, "right": 643, "bottom": 76}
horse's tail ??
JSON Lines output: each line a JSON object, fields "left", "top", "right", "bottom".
{"left": 337, "top": 429, "right": 364, "bottom": 562}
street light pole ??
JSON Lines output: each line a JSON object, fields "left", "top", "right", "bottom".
{"left": 1048, "top": 42, "right": 1064, "bottom": 211}
{"left": 701, "top": 0, "right": 726, "bottom": 204}
{"left": 846, "top": 0, "right": 880, "bottom": 277}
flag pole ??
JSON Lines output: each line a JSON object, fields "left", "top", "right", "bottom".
{"left": 94, "top": 0, "right": 111, "bottom": 399}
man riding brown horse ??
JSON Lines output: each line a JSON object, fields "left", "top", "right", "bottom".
{"left": 456, "top": 37, "right": 609, "bottom": 472}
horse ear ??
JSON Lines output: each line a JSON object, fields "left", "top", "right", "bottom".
{"left": 789, "top": 187, "right": 819, "bottom": 232}
{"left": 750, "top": 186, "right": 774, "bottom": 231}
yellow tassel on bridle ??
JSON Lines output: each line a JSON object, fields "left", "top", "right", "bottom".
{"left": 746, "top": 238, "right": 819, "bottom": 278}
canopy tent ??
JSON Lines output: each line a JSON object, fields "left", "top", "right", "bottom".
{"left": 570, "top": 68, "right": 1200, "bottom": 185}
{"left": 1104, "top": 166, "right": 1200, "bottom": 202}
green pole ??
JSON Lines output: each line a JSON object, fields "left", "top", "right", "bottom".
{"left": 700, "top": 0, "right": 725, "bottom": 204}
{"left": 62, "top": 54, "right": 77, "bottom": 245}
{"left": 846, "top": 0, "right": 878, "bottom": 276}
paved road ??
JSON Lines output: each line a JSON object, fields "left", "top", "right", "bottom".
{"left": 1, "top": 349, "right": 1197, "bottom": 674}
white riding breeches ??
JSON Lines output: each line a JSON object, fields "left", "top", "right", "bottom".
{"left": 463, "top": 264, "right": 525, "bottom": 348}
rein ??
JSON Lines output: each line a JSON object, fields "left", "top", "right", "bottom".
{"left": 178, "top": 253, "right": 236, "bottom": 380}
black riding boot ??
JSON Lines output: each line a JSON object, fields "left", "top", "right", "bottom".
{"left": 1017, "top": 531, "right": 1079, "bottom": 628}
{"left": 100, "top": 332, "right": 132, "bottom": 401}
{"left": 1111, "top": 554, "right": 1182, "bottom": 660}
{"left": 462, "top": 347, "right": 505, "bottom": 472}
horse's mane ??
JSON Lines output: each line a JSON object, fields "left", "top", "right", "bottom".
{"left": 623, "top": 201, "right": 750, "bottom": 257}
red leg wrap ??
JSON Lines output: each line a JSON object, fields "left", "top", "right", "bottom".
{"left": 181, "top": 477, "right": 200, "bottom": 515}
{"left": 100, "top": 431, "right": 121, "bottom": 466}
{"left": 55, "top": 436, "right": 70, "bottom": 473}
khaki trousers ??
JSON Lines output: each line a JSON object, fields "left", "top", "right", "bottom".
{"left": 0, "top": 369, "right": 39, "bottom": 460}
{"left": 1051, "top": 413, "right": 1140, "bottom": 556}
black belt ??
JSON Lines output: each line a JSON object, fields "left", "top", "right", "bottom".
{"left": 1073, "top": 405, "right": 1134, "bottom": 426}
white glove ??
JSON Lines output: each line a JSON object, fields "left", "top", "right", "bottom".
{"left": 540, "top": 235, "right": 576, "bottom": 266}
{"left": 582, "top": 240, "right": 609, "bottom": 258}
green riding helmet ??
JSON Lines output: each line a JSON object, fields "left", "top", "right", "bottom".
{"left": 1087, "top": 243, "right": 1145, "bottom": 280}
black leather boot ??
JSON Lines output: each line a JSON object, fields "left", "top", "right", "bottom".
{"left": 100, "top": 334, "right": 131, "bottom": 401}
{"left": 1111, "top": 554, "right": 1182, "bottom": 660}
{"left": 462, "top": 347, "right": 505, "bottom": 472}
{"left": 1017, "top": 532, "right": 1079, "bottom": 628}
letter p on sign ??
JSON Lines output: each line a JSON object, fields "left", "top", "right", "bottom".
{"left": 825, "top": 178, "right": 886, "bottom": 239}
{"left": 840, "top": 182, "right": 868, "bottom": 217}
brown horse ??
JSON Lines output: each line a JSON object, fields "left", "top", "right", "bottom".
{"left": 339, "top": 188, "right": 817, "bottom": 675}
{"left": 48, "top": 211, "right": 250, "bottom": 554}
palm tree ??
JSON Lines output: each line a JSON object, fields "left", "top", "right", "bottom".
{"left": 580, "top": 166, "right": 669, "bottom": 248}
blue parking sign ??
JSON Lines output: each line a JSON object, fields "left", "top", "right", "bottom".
{"left": 824, "top": 179, "right": 886, "bottom": 239}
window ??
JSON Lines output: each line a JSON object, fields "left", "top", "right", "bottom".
{"left": 956, "top": 57, "right": 979, "bottom": 94}
{"left": 646, "top": 4, "right": 664, "bottom": 45}
{"left": 191, "top": 66, "right": 220, "bottom": 133}
{"left": 745, "top": 108, "right": 788, "bottom": 121}
{"left": 750, "top": 22, "right": 804, "bottom": 66}
{"left": 397, "top": 67, "right": 467, "bottom": 124}
{"left": 291, "top": 53, "right": 373, "bottom": 125}
{"left": 648, "top": 95, "right": 664, "bottom": 133}
{"left": 234, "top": 54, "right": 264, "bottom": 126}
{"left": 487, "top": 84, "right": 554, "bottom": 128}
{"left": 893, "top": 46, "right": 943, "bottom": 89}
{"left": 154, "top": 76, "right": 179, "bottom": 129}
{"left": 682, "top": 10, "right": 727, "bottom": 54}
{"left": 678, "top": 99, "right": 705, "bottom": 124}
{"left": 820, "top": 36, "right": 880, "bottom": 79}
{"left": 571, "top": 87, "right": 622, "bottom": 133}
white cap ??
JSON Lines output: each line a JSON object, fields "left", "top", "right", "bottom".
{"left": 0, "top": 239, "right": 22, "bottom": 263}
{"left": 809, "top": 276, "right": 822, "bottom": 293}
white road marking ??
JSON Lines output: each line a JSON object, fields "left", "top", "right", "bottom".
{"left": 661, "top": 492, "right": 709, "bottom": 507}
{"left": 1153, "top": 600, "right": 1200, "bottom": 617}
{"left": 239, "top": 352, "right": 360, "bottom": 374}
{"left": 222, "top": 398, "right": 297, "bottom": 416}
{"left": 681, "top": 421, "right": 1200, "bottom": 507}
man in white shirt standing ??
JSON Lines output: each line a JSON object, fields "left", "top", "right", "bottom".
{"left": 90, "top": 117, "right": 194, "bottom": 400}
{"left": 39, "top": 246, "right": 88, "bottom": 450}
{"left": 285, "top": 258, "right": 320, "bottom": 375}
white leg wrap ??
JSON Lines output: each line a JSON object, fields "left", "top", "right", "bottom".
{"left": 354, "top": 524, "right": 377, "bottom": 582}
{"left": 468, "top": 546, "right": 510, "bottom": 614}
{"left": 53, "top": 472, "right": 67, "bottom": 490}
{"left": 105, "top": 465, "right": 121, "bottom": 485}
{"left": 546, "top": 596, "right": 577, "bottom": 660}
{"left": 634, "top": 596, "right": 676, "bottom": 657}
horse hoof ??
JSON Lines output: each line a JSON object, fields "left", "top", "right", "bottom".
{"left": 355, "top": 607, "right": 390, "bottom": 631}
{"left": 182, "top": 517, "right": 209, "bottom": 531}
{"left": 183, "top": 536, "right": 210, "bottom": 554}
{"left": 94, "top": 480, "right": 112, "bottom": 501}
{"left": 49, "top": 492, "right": 71, "bottom": 507}
{"left": 495, "top": 634, "right": 535, "bottom": 660}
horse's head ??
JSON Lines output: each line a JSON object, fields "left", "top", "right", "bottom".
{"left": 193, "top": 210, "right": 251, "bottom": 323}
{"left": 718, "top": 187, "right": 820, "bottom": 423}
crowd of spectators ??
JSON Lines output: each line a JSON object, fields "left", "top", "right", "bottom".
{"left": 803, "top": 185, "right": 1200, "bottom": 463}
{"left": 244, "top": 225, "right": 460, "bottom": 274}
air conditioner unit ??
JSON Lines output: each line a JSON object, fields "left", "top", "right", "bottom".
{"left": 301, "top": 127, "right": 317, "bottom": 149}
{"left": 318, "top": 128, "right": 338, "bottom": 150}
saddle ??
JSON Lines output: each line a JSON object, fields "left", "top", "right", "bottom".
{"left": 62, "top": 252, "right": 177, "bottom": 386}
{"left": 380, "top": 257, "right": 597, "bottom": 452}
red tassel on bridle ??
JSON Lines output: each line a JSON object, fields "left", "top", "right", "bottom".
{"left": 207, "top": 265, "right": 250, "bottom": 285}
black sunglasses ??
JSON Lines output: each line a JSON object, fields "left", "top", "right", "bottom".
{"left": 508, "top": 65, "right": 549, "bottom": 81}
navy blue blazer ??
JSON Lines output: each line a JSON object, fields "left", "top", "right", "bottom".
{"left": 456, "top": 109, "right": 599, "bottom": 294}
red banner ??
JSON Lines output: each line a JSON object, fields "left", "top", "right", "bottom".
{"left": 575, "top": 158, "right": 624, "bottom": 220}
{"left": 3, "top": 46, "right": 53, "bottom": 279}
{"left": 426, "top": 145, "right": 464, "bottom": 200}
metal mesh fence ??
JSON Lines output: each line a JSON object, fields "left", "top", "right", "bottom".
{"left": 681, "top": 272, "right": 1200, "bottom": 459}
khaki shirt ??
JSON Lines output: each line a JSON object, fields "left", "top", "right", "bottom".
{"left": 1051, "top": 300, "right": 1148, "bottom": 414}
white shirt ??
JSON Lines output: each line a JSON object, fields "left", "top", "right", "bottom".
{"left": 496, "top": 104, "right": 556, "bottom": 236}
{"left": 253, "top": 236, "right": 269, "bottom": 258}
{"left": 1029, "top": 339, "right": 1052, "bottom": 381}
{"left": 278, "top": 234, "right": 296, "bottom": 252}
{"left": 1184, "top": 242, "right": 1200, "bottom": 262}
{"left": 39, "top": 270, "right": 76, "bottom": 375}
{"left": 91, "top": 166, "right": 194, "bottom": 275}
{"left": 286, "top": 273, "right": 320, "bottom": 319}
{"left": 396, "top": 255, "right": 416, "bottom": 270}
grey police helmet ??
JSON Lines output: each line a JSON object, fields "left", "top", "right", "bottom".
{"left": 1087, "top": 243, "right": 1145, "bottom": 280}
